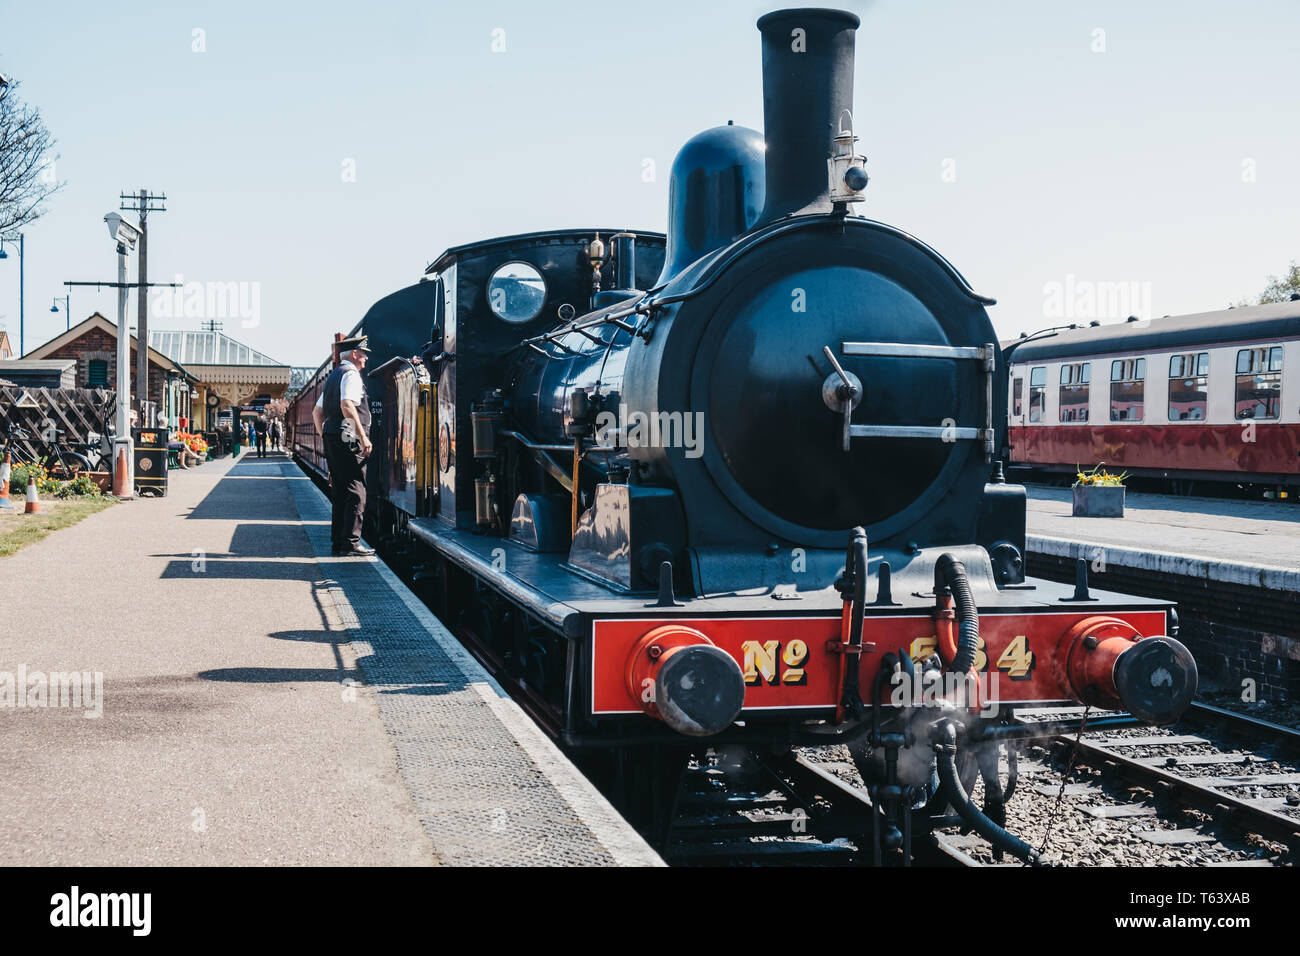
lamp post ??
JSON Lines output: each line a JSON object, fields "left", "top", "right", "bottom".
{"left": 104, "top": 212, "right": 141, "bottom": 498}
{"left": 50, "top": 293, "right": 70, "bottom": 330}
{"left": 0, "top": 234, "right": 23, "bottom": 355}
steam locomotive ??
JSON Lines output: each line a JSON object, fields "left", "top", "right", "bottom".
{"left": 290, "top": 8, "right": 1198, "bottom": 863}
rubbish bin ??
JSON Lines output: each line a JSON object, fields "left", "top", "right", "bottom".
{"left": 133, "top": 427, "right": 169, "bottom": 497}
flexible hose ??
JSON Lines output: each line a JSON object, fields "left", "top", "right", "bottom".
{"left": 935, "top": 553, "right": 980, "bottom": 675}
{"left": 935, "top": 721, "right": 1042, "bottom": 866}
{"left": 977, "top": 744, "right": 1007, "bottom": 861}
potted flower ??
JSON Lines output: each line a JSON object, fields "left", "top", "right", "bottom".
{"left": 1073, "top": 463, "right": 1127, "bottom": 517}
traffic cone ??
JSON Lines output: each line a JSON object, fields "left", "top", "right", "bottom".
{"left": 112, "top": 445, "right": 131, "bottom": 498}
{"left": 0, "top": 452, "right": 12, "bottom": 510}
{"left": 24, "top": 481, "right": 40, "bottom": 514}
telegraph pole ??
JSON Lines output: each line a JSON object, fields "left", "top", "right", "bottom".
{"left": 119, "top": 189, "right": 166, "bottom": 420}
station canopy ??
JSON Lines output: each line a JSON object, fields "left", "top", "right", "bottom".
{"left": 150, "top": 330, "right": 285, "bottom": 367}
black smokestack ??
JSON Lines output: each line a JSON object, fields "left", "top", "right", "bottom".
{"left": 754, "top": 8, "right": 860, "bottom": 227}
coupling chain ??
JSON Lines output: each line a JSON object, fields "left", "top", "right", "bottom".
{"left": 1037, "top": 705, "right": 1091, "bottom": 861}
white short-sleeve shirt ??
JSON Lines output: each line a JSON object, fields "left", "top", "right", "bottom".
{"left": 314, "top": 360, "right": 364, "bottom": 409}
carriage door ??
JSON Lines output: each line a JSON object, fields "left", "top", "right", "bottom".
{"left": 1010, "top": 374, "right": 1025, "bottom": 458}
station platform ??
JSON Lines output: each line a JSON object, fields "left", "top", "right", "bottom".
{"left": 0, "top": 452, "right": 661, "bottom": 866}
{"left": 1024, "top": 486, "right": 1300, "bottom": 700}
{"left": 1026, "top": 486, "right": 1299, "bottom": 590}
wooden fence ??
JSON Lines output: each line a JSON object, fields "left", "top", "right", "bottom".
{"left": 0, "top": 387, "right": 116, "bottom": 460}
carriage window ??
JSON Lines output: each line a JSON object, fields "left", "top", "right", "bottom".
{"left": 1168, "top": 352, "right": 1208, "bottom": 421}
{"left": 1109, "top": 358, "right": 1145, "bottom": 421}
{"left": 1028, "top": 366, "right": 1046, "bottom": 422}
{"left": 486, "top": 261, "right": 547, "bottom": 324}
{"left": 1012, "top": 377, "right": 1023, "bottom": 417}
{"left": 1058, "top": 362, "right": 1090, "bottom": 422}
{"left": 1235, "top": 347, "right": 1281, "bottom": 420}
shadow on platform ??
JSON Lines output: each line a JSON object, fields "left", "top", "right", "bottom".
{"left": 197, "top": 667, "right": 354, "bottom": 683}
{"left": 160, "top": 558, "right": 320, "bottom": 580}
{"left": 183, "top": 458, "right": 307, "bottom": 521}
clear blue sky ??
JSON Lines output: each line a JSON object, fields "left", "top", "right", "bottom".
{"left": 2, "top": 0, "right": 1297, "bottom": 365}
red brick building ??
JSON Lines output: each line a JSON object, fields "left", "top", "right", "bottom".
{"left": 22, "top": 312, "right": 199, "bottom": 425}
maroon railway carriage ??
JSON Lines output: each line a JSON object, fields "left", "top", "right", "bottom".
{"left": 1007, "top": 301, "right": 1300, "bottom": 493}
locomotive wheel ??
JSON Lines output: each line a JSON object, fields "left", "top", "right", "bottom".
{"left": 457, "top": 604, "right": 494, "bottom": 647}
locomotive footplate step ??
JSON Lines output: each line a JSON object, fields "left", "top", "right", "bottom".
{"left": 285, "top": 464, "right": 663, "bottom": 867}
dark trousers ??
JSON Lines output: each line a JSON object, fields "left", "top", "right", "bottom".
{"left": 324, "top": 433, "right": 366, "bottom": 552}
{"left": 256, "top": 434, "right": 267, "bottom": 457}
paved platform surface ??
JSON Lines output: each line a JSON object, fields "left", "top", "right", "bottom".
{"left": 1026, "top": 485, "right": 1299, "bottom": 588}
{"left": 0, "top": 451, "right": 660, "bottom": 866}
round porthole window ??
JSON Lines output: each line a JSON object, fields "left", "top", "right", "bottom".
{"left": 487, "top": 261, "right": 546, "bottom": 324}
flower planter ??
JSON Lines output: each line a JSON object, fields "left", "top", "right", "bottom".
{"left": 1072, "top": 483, "right": 1124, "bottom": 517}
{"left": 87, "top": 471, "right": 113, "bottom": 493}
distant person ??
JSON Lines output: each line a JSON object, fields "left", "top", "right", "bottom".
{"left": 270, "top": 418, "right": 283, "bottom": 452}
{"left": 254, "top": 415, "right": 269, "bottom": 458}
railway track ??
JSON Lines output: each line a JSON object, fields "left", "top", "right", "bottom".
{"left": 937, "top": 704, "right": 1300, "bottom": 867}
{"left": 1048, "top": 706, "right": 1300, "bottom": 855}
{"left": 663, "top": 748, "right": 964, "bottom": 866}
{"left": 614, "top": 701, "right": 1300, "bottom": 867}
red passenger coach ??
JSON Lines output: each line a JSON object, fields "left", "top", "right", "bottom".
{"left": 1007, "top": 300, "right": 1300, "bottom": 492}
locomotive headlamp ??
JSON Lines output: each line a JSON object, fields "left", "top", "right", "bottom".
{"left": 844, "top": 165, "right": 869, "bottom": 191}
{"left": 828, "top": 111, "right": 868, "bottom": 207}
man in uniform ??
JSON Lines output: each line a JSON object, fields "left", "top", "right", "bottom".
{"left": 312, "top": 336, "right": 375, "bottom": 556}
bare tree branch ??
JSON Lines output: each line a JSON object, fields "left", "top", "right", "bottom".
{"left": 0, "top": 80, "right": 65, "bottom": 234}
